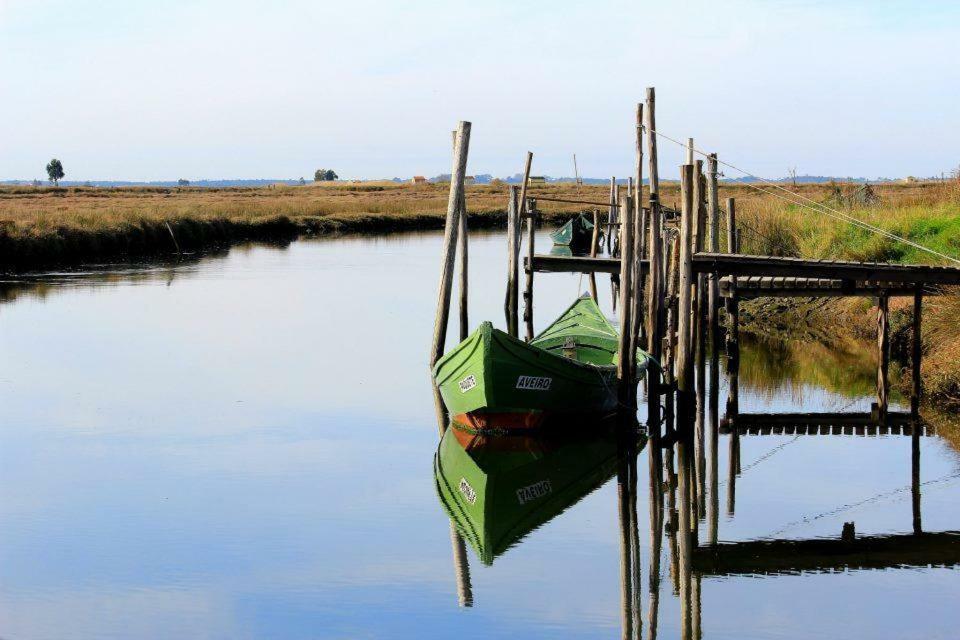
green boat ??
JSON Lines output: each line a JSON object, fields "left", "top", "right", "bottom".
{"left": 435, "top": 423, "right": 644, "bottom": 564}
{"left": 550, "top": 212, "right": 597, "bottom": 251}
{"left": 432, "top": 294, "right": 649, "bottom": 430}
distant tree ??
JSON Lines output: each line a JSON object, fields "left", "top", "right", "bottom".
{"left": 298, "top": 176, "right": 306, "bottom": 186}
{"left": 178, "top": 178, "right": 190, "bottom": 187}
{"left": 46, "top": 158, "right": 64, "bottom": 186}
{"left": 31, "top": 179, "right": 41, "bottom": 187}
{"left": 314, "top": 169, "right": 338, "bottom": 182}
{"left": 787, "top": 166, "right": 797, "bottom": 188}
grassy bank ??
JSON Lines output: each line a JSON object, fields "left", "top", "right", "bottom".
{"left": 2, "top": 178, "right": 959, "bottom": 407}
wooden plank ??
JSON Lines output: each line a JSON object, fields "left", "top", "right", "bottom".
{"left": 693, "top": 253, "right": 960, "bottom": 284}
{"left": 526, "top": 255, "right": 650, "bottom": 275}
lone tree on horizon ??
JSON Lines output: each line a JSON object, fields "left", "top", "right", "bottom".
{"left": 46, "top": 158, "right": 65, "bottom": 186}
{"left": 314, "top": 169, "right": 338, "bottom": 182}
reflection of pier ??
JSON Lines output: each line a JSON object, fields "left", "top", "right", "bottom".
{"left": 721, "top": 412, "right": 935, "bottom": 437}
{"left": 693, "top": 531, "right": 960, "bottom": 576}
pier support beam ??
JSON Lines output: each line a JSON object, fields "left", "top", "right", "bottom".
{"left": 876, "top": 293, "right": 890, "bottom": 420}
{"left": 911, "top": 287, "right": 923, "bottom": 415}
{"left": 517, "top": 152, "right": 533, "bottom": 341}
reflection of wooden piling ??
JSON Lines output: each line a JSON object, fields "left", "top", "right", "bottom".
{"left": 912, "top": 424, "right": 922, "bottom": 535}
{"left": 617, "top": 458, "right": 635, "bottom": 640}
{"left": 676, "top": 437, "right": 694, "bottom": 640}
{"left": 911, "top": 288, "right": 923, "bottom": 415}
{"left": 449, "top": 522, "right": 473, "bottom": 607}
{"left": 676, "top": 165, "right": 696, "bottom": 428}
{"left": 647, "top": 442, "right": 664, "bottom": 640}
{"left": 708, "top": 330, "right": 720, "bottom": 545}
{"left": 430, "top": 121, "right": 471, "bottom": 367}
{"left": 504, "top": 186, "right": 520, "bottom": 337}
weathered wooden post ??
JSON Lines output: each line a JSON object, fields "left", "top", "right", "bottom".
{"left": 645, "top": 96, "right": 663, "bottom": 445}
{"left": 607, "top": 177, "right": 617, "bottom": 253}
{"left": 677, "top": 165, "right": 696, "bottom": 428}
{"left": 458, "top": 180, "right": 469, "bottom": 341}
{"left": 430, "top": 121, "right": 471, "bottom": 368}
{"left": 504, "top": 185, "right": 520, "bottom": 337}
{"left": 686, "top": 138, "right": 695, "bottom": 165}
{"left": 876, "top": 292, "right": 890, "bottom": 420}
{"left": 589, "top": 209, "right": 600, "bottom": 302}
{"left": 618, "top": 195, "right": 636, "bottom": 408}
{"left": 707, "top": 154, "right": 720, "bottom": 330}
{"left": 725, "top": 198, "right": 739, "bottom": 358}
{"left": 631, "top": 103, "right": 646, "bottom": 374}
{"left": 517, "top": 152, "right": 534, "bottom": 341}
{"left": 911, "top": 287, "right": 923, "bottom": 415}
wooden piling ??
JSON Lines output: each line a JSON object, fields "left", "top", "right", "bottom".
{"left": 589, "top": 209, "right": 600, "bottom": 303}
{"left": 631, "top": 103, "right": 645, "bottom": 367}
{"left": 607, "top": 177, "right": 616, "bottom": 253}
{"left": 677, "top": 165, "right": 696, "bottom": 425}
{"left": 911, "top": 287, "right": 923, "bottom": 415}
{"left": 707, "top": 154, "right": 720, "bottom": 330}
{"left": 877, "top": 292, "right": 890, "bottom": 419}
{"left": 617, "top": 195, "right": 636, "bottom": 407}
{"left": 646, "top": 194, "right": 663, "bottom": 433}
{"left": 725, "top": 198, "right": 739, "bottom": 356}
{"left": 430, "top": 121, "right": 471, "bottom": 367}
{"left": 517, "top": 152, "right": 534, "bottom": 341}
{"left": 504, "top": 185, "right": 520, "bottom": 337}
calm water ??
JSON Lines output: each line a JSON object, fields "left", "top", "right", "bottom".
{"left": 0, "top": 231, "right": 957, "bottom": 639}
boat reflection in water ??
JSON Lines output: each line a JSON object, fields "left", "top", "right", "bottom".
{"left": 435, "top": 418, "right": 645, "bottom": 565}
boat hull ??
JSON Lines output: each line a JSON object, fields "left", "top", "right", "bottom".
{"left": 433, "top": 323, "right": 621, "bottom": 430}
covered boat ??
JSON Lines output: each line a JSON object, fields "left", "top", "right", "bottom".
{"left": 432, "top": 294, "right": 649, "bottom": 430}
{"left": 549, "top": 212, "right": 597, "bottom": 251}
{"left": 434, "top": 423, "right": 644, "bottom": 564}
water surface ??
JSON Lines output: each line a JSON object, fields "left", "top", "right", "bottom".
{"left": 0, "top": 231, "right": 957, "bottom": 639}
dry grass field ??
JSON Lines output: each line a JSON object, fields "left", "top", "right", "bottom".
{"left": 1, "top": 177, "right": 959, "bottom": 407}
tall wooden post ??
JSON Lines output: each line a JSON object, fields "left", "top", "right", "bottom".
{"left": 430, "top": 121, "right": 471, "bottom": 367}
{"left": 631, "top": 103, "right": 645, "bottom": 366}
{"left": 707, "top": 154, "right": 720, "bottom": 330}
{"left": 686, "top": 138, "right": 695, "bottom": 165}
{"left": 607, "top": 177, "right": 617, "bottom": 253}
{"left": 517, "top": 152, "right": 534, "bottom": 341}
{"left": 458, "top": 185, "right": 469, "bottom": 341}
{"left": 618, "top": 195, "right": 636, "bottom": 408}
{"left": 504, "top": 186, "right": 520, "bottom": 337}
{"left": 911, "top": 287, "right": 923, "bottom": 415}
{"left": 876, "top": 293, "right": 890, "bottom": 420}
{"left": 677, "top": 165, "right": 696, "bottom": 429}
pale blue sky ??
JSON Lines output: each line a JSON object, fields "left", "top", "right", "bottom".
{"left": 1, "top": 0, "right": 957, "bottom": 181}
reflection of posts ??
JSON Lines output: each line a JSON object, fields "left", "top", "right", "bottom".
{"left": 708, "top": 328, "right": 721, "bottom": 545}
{"left": 875, "top": 293, "right": 890, "bottom": 420}
{"left": 449, "top": 522, "right": 473, "bottom": 607}
{"left": 647, "top": 441, "right": 664, "bottom": 640}
{"left": 617, "top": 456, "right": 635, "bottom": 640}
{"left": 912, "top": 423, "right": 922, "bottom": 535}
{"left": 676, "top": 437, "right": 695, "bottom": 640}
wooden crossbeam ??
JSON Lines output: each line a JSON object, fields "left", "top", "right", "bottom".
{"left": 694, "top": 252, "right": 960, "bottom": 285}
{"left": 526, "top": 255, "right": 649, "bottom": 276}
{"left": 694, "top": 531, "right": 960, "bottom": 577}
{"left": 719, "top": 276, "right": 933, "bottom": 298}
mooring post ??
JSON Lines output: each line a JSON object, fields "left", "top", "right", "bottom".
{"left": 589, "top": 209, "right": 600, "bottom": 303}
{"left": 517, "top": 152, "right": 534, "bottom": 341}
{"left": 686, "top": 138, "right": 695, "bottom": 165}
{"left": 677, "top": 165, "right": 696, "bottom": 429}
{"left": 631, "top": 103, "right": 646, "bottom": 367}
{"left": 911, "top": 286, "right": 923, "bottom": 415}
{"left": 430, "top": 121, "right": 471, "bottom": 367}
{"left": 458, "top": 197, "right": 469, "bottom": 341}
{"left": 707, "top": 154, "right": 720, "bottom": 331}
{"left": 504, "top": 185, "right": 520, "bottom": 337}
{"left": 524, "top": 197, "right": 537, "bottom": 342}
{"left": 876, "top": 292, "right": 890, "bottom": 420}
{"left": 607, "top": 177, "right": 616, "bottom": 254}
{"left": 618, "top": 195, "right": 636, "bottom": 408}
{"left": 645, "top": 87, "right": 662, "bottom": 378}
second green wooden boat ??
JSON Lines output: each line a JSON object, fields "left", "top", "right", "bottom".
{"left": 432, "top": 294, "right": 649, "bottom": 430}
{"left": 550, "top": 212, "right": 596, "bottom": 251}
